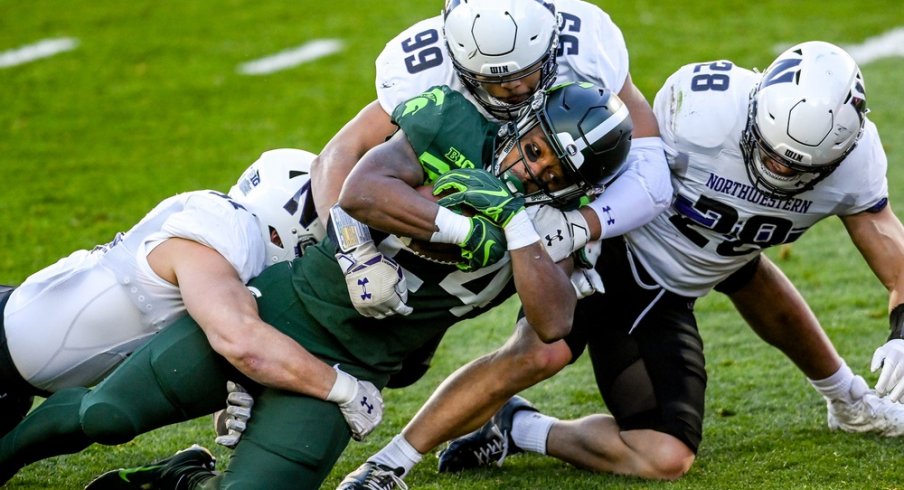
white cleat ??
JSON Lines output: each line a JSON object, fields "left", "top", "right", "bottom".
{"left": 827, "top": 376, "right": 904, "bottom": 436}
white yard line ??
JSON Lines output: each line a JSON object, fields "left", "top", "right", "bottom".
{"left": 238, "top": 39, "right": 343, "bottom": 75}
{"left": 0, "top": 38, "right": 78, "bottom": 69}
{"left": 774, "top": 27, "right": 904, "bottom": 65}
{"left": 843, "top": 27, "right": 904, "bottom": 65}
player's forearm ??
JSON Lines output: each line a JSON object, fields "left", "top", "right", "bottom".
{"left": 311, "top": 100, "right": 398, "bottom": 229}
{"left": 223, "top": 318, "right": 336, "bottom": 399}
{"left": 510, "top": 242, "right": 575, "bottom": 342}
{"left": 588, "top": 137, "right": 673, "bottom": 239}
{"left": 192, "top": 285, "right": 336, "bottom": 399}
{"left": 311, "top": 150, "right": 354, "bottom": 230}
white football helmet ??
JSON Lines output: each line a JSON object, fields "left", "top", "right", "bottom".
{"left": 741, "top": 41, "right": 868, "bottom": 198}
{"left": 228, "top": 148, "right": 325, "bottom": 264}
{"left": 443, "top": 0, "right": 559, "bottom": 119}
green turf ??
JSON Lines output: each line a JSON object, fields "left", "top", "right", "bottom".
{"left": 1, "top": 0, "right": 903, "bottom": 488}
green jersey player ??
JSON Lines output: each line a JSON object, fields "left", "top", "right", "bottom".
{"left": 0, "top": 81, "right": 632, "bottom": 489}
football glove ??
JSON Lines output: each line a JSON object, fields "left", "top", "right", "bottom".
{"left": 457, "top": 214, "right": 507, "bottom": 272}
{"left": 214, "top": 381, "right": 254, "bottom": 449}
{"left": 327, "top": 366, "right": 384, "bottom": 441}
{"left": 435, "top": 168, "right": 525, "bottom": 227}
{"left": 337, "top": 241, "right": 412, "bottom": 319}
{"left": 527, "top": 205, "right": 591, "bottom": 263}
{"left": 871, "top": 338, "right": 904, "bottom": 402}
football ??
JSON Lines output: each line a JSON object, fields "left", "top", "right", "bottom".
{"left": 402, "top": 184, "right": 469, "bottom": 265}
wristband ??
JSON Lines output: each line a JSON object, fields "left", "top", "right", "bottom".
{"left": 430, "top": 206, "right": 471, "bottom": 244}
{"left": 326, "top": 365, "right": 357, "bottom": 404}
{"left": 329, "top": 204, "right": 373, "bottom": 253}
{"left": 890, "top": 303, "right": 904, "bottom": 341}
{"left": 504, "top": 210, "right": 541, "bottom": 250}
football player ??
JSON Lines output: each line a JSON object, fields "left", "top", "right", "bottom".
{"left": 426, "top": 41, "right": 904, "bottom": 483}
{"left": 0, "top": 149, "right": 388, "bottom": 441}
{"left": 0, "top": 81, "right": 632, "bottom": 489}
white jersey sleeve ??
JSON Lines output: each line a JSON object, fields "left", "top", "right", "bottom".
{"left": 375, "top": 16, "right": 462, "bottom": 115}
{"left": 157, "top": 191, "right": 266, "bottom": 284}
{"left": 626, "top": 61, "right": 889, "bottom": 297}
{"left": 2, "top": 190, "right": 267, "bottom": 392}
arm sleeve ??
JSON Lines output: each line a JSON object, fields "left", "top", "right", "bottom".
{"left": 160, "top": 192, "right": 267, "bottom": 283}
{"left": 587, "top": 136, "right": 673, "bottom": 238}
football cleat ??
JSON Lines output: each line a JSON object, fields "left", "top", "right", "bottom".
{"left": 84, "top": 444, "right": 216, "bottom": 489}
{"left": 828, "top": 390, "right": 904, "bottom": 437}
{"left": 437, "top": 395, "right": 537, "bottom": 473}
{"left": 336, "top": 461, "right": 408, "bottom": 490}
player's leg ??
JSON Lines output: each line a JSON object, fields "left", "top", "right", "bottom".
{"left": 541, "top": 239, "right": 702, "bottom": 479}
{"left": 92, "top": 389, "right": 355, "bottom": 489}
{"left": 338, "top": 316, "right": 572, "bottom": 488}
{"left": 211, "top": 390, "right": 353, "bottom": 489}
{"left": 0, "top": 317, "right": 230, "bottom": 484}
{"left": 721, "top": 255, "right": 904, "bottom": 435}
{"left": 545, "top": 294, "right": 702, "bottom": 479}
{"left": 718, "top": 255, "right": 842, "bottom": 379}
{"left": 437, "top": 238, "right": 701, "bottom": 480}
{"left": 79, "top": 315, "right": 233, "bottom": 444}
{"left": 402, "top": 318, "right": 572, "bottom": 454}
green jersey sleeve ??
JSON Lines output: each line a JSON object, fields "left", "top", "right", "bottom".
{"left": 391, "top": 85, "right": 499, "bottom": 184}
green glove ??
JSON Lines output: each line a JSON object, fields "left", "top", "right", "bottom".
{"left": 458, "top": 214, "right": 507, "bottom": 272}
{"left": 434, "top": 168, "right": 525, "bottom": 227}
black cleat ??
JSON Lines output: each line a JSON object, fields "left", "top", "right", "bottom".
{"left": 437, "top": 395, "right": 537, "bottom": 473}
{"left": 337, "top": 461, "right": 408, "bottom": 490}
{"left": 84, "top": 445, "right": 215, "bottom": 489}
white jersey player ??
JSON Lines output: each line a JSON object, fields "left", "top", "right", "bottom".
{"left": 4, "top": 190, "right": 266, "bottom": 391}
{"left": 0, "top": 149, "right": 323, "bottom": 432}
{"left": 420, "top": 41, "right": 904, "bottom": 486}
{"left": 629, "top": 60, "right": 886, "bottom": 296}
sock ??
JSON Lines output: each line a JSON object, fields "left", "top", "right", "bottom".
{"left": 510, "top": 410, "right": 556, "bottom": 455}
{"left": 809, "top": 362, "right": 860, "bottom": 403}
{"left": 369, "top": 435, "right": 423, "bottom": 477}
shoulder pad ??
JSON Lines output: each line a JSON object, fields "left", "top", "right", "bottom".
{"left": 655, "top": 62, "right": 758, "bottom": 153}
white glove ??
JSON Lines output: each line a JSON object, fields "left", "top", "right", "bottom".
{"left": 871, "top": 338, "right": 904, "bottom": 402}
{"left": 337, "top": 241, "right": 412, "bottom": 319}
{"left": 214, "top": 381, "right": 254, "bottom": 449}
{"left": 571, "top": 268, "right": 604, "bottom": 299}
{"left": 326, "top": 365, "right": 384, "bottom": 441}
{"left": 527, "top": 205, "right": 590, "bottom": 262}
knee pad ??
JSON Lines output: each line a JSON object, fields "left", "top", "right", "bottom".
{"left": 80, "top": 399, "right": 141, "bottom": 445}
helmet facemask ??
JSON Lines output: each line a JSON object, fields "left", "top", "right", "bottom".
{"left": 453, "top": 46, "right": 559, "bottom": 121}
{"left": 493, "top": 84, "right": 633, "bottom": 208}
{"left": 740, "top": 41, "right": 868, "bottom": 199}
{"left": 443, "top": 0, "right": 560, "bottom": 120}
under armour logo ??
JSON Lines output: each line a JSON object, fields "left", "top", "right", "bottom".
{"left": 361, "top": 396, "right": 374, "bottom": 414}
{"left": 545, "top": 229, "right": 564, "bottom": 246}
{"left": 357, "top": 278, "right": 372, "bottom": 301}
{"left": 601, "top": 206, "right": 615, "bottom": 226}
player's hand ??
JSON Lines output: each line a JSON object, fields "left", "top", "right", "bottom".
{"left": 457, "top": 214, "right": 507, "bottom": 272}
{"left": 871, "top": 339, "right": 904, "bottom": 402}
{"left": 528, "top": 205, "right": 591, "bottom": 262}
{"left": 337, "top": 241, "right": 412, "bottom": 319}
{"left": 329, "top": 366, "right": 384, "bottom": 441}
{"left": 435, "top": 168, "right": 525, "bottom": 226}
{"left": 214, "top": 381, "right": 254, "bottom": 449}
{"left": 570, "top": 268, "right": 604, "bottom": 299}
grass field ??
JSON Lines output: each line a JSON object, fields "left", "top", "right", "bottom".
{"left": 1, "top": 1, "right": 903, "bottom": 488}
